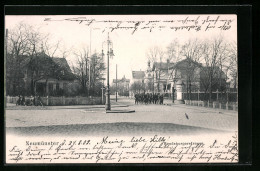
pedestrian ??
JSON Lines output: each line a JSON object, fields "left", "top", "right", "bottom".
{"left": 21, "top": 95, "right": 25, "bottom": 106}
{"left": 30, "top": 95, "right": 34, "bottom": 106}
{"left": 37, "top": 95, "right": 43, "bottom": 106}
{"left": 16, "top": 95, "right": 21, "bottom": 105}
{"left": 161, "top": 94, "right": 164, "bottom": 104}
{"left": 135, "top": 94, "right": 138, "bottom": 104}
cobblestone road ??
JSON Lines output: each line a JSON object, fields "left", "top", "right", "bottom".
{"left": 5, "top": 96, "right": 237, "bottom": 135}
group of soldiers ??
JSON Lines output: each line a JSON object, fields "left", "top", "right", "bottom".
{"left": 134, "top": 93, "right": 164, "bottom": 105}
{"left": 16, "top": 95, "right": 43, "bottom": 106}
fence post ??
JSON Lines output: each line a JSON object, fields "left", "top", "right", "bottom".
{"left": 217, "top": 89, "right": 219, "bottom": 101}
{"left": 76, "top": 96, "right": 79, "bottom": 105}
{"left": 207, "top": 101, "right": 209, "bottom": 107}
{"left": 219, "top": 102, "right": 222, "bottom": 109}
{"left": 227, "top": 90, "right": 229, "bottom": 103}
{"left": 233, "top": 104, "right": 236, "bottom": 111}
{"left": 198, "top": 90, "right": 200, "bottom": 101}
{"left": 63, "top": 96, "right": 65, "bottom": 105}
{"left": 213, "top": 102, "right": 215, "bottom": 108}
{"left": 46, "top": 96, "right": 49, "bottom": 106}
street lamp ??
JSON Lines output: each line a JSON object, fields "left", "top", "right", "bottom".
{"left": 102, "top": 32, "right": 115, "bottom": 111}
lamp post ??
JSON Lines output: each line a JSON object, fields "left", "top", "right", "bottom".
{"left": 116, "top": 64, "right": 118, "bottom": 102}
{"left": 102, "top": 32, "right": 114, "bottom": 111}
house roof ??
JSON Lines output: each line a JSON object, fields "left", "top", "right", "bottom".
{"left": 153, "top": 59, "right": 203, "bottom": 71}
{"left": 113, "top": 79, "right": 130, "bottom": 83}
{"left": 7, "top": 53, "right": 76, "bottom": 81}
{"left": 113, "top": 75, "right": 130, "bottom": 83}
{"left": 132, "top": 71, "right": 145, "bottom": 79}
{"left": 152, "top": 62, "right": 175, "bottom": 70}
{"left": 52, "top": 57, "right": 72, "bottom": 72}
{"left": 174, "top": 58, "right": 202, "bottom": 68}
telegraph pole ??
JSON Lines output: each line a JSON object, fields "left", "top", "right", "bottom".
{"left": 5, "top": 29, "right": 8, "bottom": 58}
{"left": 116, "top": 64, "right": 118, "bottom": 102}
{"left": 106, "top": 32, "right": 111, "bottom": 110}
{"left": 88, "top": 27, "right": 92, "bottom": 96}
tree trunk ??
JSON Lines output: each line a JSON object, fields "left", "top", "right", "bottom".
{"left": 209, "top": 76, "right": 212, "bottom": 102}
{"left": 31, "top": 74, "right": 35, "bottom": 96}
{"left": 189, "top": 82, "right": 191, "bottom": 100}
{"left": 157, "top": 71, "right": 160, "bottom": 92}
{"left": 45, "top": 78, "right": 49, "bottom": 96}
{"left": 186, "top": 80, "right": 189, "bottom": 100}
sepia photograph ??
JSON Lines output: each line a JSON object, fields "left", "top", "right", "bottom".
{"left": 4, "top": 14, "right": 238, "bottom": 163}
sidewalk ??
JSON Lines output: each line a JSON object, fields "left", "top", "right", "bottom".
{"left": 163, "top": 98, "right": 237, "bottom": 115}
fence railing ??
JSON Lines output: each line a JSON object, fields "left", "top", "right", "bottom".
{"left": 183, "top": 90, "right": 237, "bottom": 103}
{"left": 184, "top": 100, "right": 238, "bottom": 111}
{"left": 6, "top": 96, "right": 104, "bottom": 106}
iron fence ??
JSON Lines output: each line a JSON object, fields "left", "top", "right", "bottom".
{"left": 183, "top": 91, "right": 237, "bottom": 103}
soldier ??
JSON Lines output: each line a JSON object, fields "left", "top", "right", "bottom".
{"left": 140, "top": 93, "right": 144, "bottom": 104}
{"left": 148, "top": 93, "right": 152, "bottom": 104}
{"left": 144, "top": 93, "right": 148, "bottom": 104}
{"left": 135, "top": 94, "right": 138, "bottom": 104}
{"left": 159, "top": 94, "right": 164, "bottom": 105}
{"left": 153, "top": 93, "right": 157, "bottom": 104}
{"left": 157, "top": 93, "right": 160, "bottom": 104}
{"left": 159, "top": 94, "right": 162, "bottom": 105}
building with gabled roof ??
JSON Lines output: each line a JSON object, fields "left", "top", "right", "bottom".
{"left": 112, "top": 75, "right": 130, "bottom": 96}
{"left": 150, "top": 58, "right": 227, "bottom": 95}
{"left": 6, "top": 52, "right": 77, "bottom": 96}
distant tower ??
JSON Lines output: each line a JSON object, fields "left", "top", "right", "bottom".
{"left": 147, "top": 60, "right": 152, "bottom": 73}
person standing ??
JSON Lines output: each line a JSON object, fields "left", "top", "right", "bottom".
{"left": 21, "top": 95, "right": 25, "bottom": 106}
{"left": 16, "top": 95, "right": 21, "bottom": 105}
{"left": 37, "top": 95, "right": 43, "bottom": 106}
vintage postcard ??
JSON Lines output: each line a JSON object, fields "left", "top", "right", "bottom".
{"left": 4, "top": 14, "right": 238, "bottom": 164}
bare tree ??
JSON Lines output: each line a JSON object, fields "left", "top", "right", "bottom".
{"left": 72, "top": 47, "right": 106, "bottom": 96}
{"left": 42, "top": 35, "right": 61, "bottom": 58}
{"left": 146, "top": 46, "right": 165, "bottom": 92}
{"left": 25, "top": 25, "right": 61, "bottom": 96}
{"left": 200, "top": 37, "right": 226, "bottom": 102}
{"left": 228, "top": 41, "right": 238, "bottom": 91}
{"left": 72, "top": 47, "right": 89, "bottom": 95}
{"left": 214, "top": 40, "right": 232, "bottom": 102}
{"left": 7, "top": 22, "right": 68, "bottom": 96}
{"left": 146, "top": 46, "right": 164, "bottom": 63}
{"left": 89, "top": 53, "right": 106, "bottom": 94}
{"left": 167, "top": 39, "right": 182, "bottom": 63}
{"left": 130, "top": 81, "right": 145, "bottom": 94}
{"left": 180, "top": 38, "right": 202, "bottom": 100}
{"left": 60, "top": 45, "right": 73, "bottom": 59}
{"left": 7, "top": 22, "right": 30, "bottom": 95}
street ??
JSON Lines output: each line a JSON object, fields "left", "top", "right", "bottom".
{"left": 5, "top": 96, "right": 238, "bottom": 137}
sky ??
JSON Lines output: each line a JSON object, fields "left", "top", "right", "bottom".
{"left": 5, "top": 15, "right": 237, "bottom": 84}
